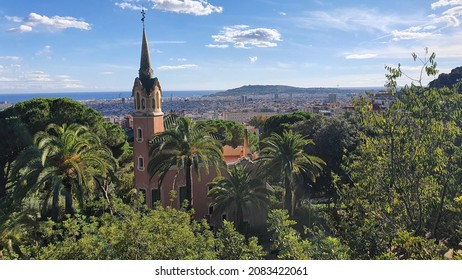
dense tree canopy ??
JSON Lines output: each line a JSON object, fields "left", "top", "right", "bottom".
{"left": 259, "top": 130, "right": 325, "bottom": 217}
{"left": 2, "top": 60, "right": 462, "bottom": 260}
{"left": 208, "top": 164, "right": 271, "bottom": 232}
{"left": 262, "top": 111, "right": 312, "bottom": 138}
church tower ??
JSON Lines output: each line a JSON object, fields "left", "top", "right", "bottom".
{"left": 132, "top": 12, "right": 164, "bottom": 204}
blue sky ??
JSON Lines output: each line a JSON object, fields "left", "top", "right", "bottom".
{"left": 1, "top": 0, "right": 462, "bottom": 93}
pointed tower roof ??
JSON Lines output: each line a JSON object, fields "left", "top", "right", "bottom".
{"left": 139, "top": 28, "right": 153, "bottom": 81}
{"left": 138, "top": 10, "right": 156, "bottom": 93}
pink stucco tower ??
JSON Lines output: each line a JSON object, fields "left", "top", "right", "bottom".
{"left": 132, "top": 23, "right": 164, "bottom": 203}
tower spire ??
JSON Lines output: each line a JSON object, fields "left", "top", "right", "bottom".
{"left": 139, "top": 8, "right": 153, "bottom": 84}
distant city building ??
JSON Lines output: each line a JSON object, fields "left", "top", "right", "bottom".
{"left": 328, "top": 93, "right": 337, "bottom": 104}
{"left": 0, "top": 103, "right": 12, "bottom": 110}
{"left": 371, "top": 91, "right": 394, "bottom": 110}
{"left": 222, "top": 111, "right": 277, "bottom": 124}
{"left": 241, "top": 95, "right": 247, "bottom": 104}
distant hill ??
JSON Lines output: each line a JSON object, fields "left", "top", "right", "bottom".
{"left": 211, "top": 85, "right": 360, "bottom": 96}
{"left": 428, "top": 66, "right": 462, "bottom": 93}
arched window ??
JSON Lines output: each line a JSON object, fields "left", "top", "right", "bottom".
{"left": 141, "top": 98, "right": 146, "bottom": 110}
{"left": 152, "top": 97, "right": 155, "bottom": 109}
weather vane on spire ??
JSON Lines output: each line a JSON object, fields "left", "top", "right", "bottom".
{"left": 141, "top": 8, "right": 146, "bottom": 28}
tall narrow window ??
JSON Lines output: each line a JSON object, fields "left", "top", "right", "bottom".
{"left": 141, "top": 98, "right": 146, "bottom": 110}
{"left": 138, "top": 156, "right": 144, "bottom": 171}
{"left": 136, "top": 92, "right": 140, "bottom": 110}
{"left": 137, "top": 128, "right": 143, "bottom": 142}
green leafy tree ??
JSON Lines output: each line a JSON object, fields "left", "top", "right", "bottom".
{"left": 337, "top": 51, "right": 462, "bottom": 258}
{"left": 201, "top": 119, "right": 258, "bottom": 152}
{"left": 267, "top": 209, "right": 313, "bottom": 260}
{"left": 248, "top": 115, "right": 269, "bottom": 133}
{"left": 215, "top": 220, "right": 266, "bottom": 260}
{"left": 259, "top": 131, "right": 325, "bottom": 216}
{"left": 305, "top": 226, "right": 350, "bottom": 260}
{"left": 293, "top": 114, "right": 357, "bottom": 202}
{"left": 13, "top": 123, "right": 117, "bottom": 221}
{"left": 0, "top": 117, "right": 32, "bottom": 199}
{"left": 207, "top": 164, "right": 271, "bottom": 232}
{"left": 148, "top": 117, "right": 225, "bottom": 206}
{"left": 17, "top": 199, "right": 218, "bottom": 260}
{"left": 262, "top": 111, "right": 312, "bottom": 138}
{"left": 0, "top": 98, "right": 130, "bottom": 166}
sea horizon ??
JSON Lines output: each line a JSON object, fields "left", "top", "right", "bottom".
{"left": 0, "top": 90, "right": 220, "bottom": 105}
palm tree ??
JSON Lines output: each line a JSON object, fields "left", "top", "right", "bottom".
{"left": 148, "top": 117, "right": 225, "bottom": 206}
{"left": 259, "top": 130, "right": 325, "bottom": 217}
{"left": 13, "top": 123, "right": 117, "bottom": 221}
{"left": 207, "top": 164, "right": 271, "bottom": 232}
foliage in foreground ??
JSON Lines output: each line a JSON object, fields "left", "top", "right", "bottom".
{"left": 1, "top": 198, "right": 265, "bottom": 260}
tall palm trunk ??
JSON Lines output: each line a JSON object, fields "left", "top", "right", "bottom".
{"left": 64, "top": 185, "right": 74, "bottom": 217}
{"left": 283, "top": 174, "right": 293, "bottom": 217}
{"left": 51, "top": 187, "right": 60, "bottom": 221}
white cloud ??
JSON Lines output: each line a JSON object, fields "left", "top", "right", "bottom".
{"left": 27, "top": 71, "right": 53, "bottom": 82}
{"left": 279, "top": 12, "right": 287, "bottom": 16}
{"left": 9, "top": 25, "right": 33, "bottom": 33}
{"left": 157, "top": 64, "right": 198, "bottom": 70}
{"left": 390, "top": 2, "right": 462, "bottom": 40}
{"left": 211, "top": 25, "right": 282, "bottom": 49}
{"left": 0, "top": 77, "right": 18, "bottom": 82}
{"left": 391, "top": 29, "right": 434, "bottom": 40}
{"left": 432, "top": 0, "right": 462, "bottom": 9}
{"left": 345, "top": 53, "right": 378, "bottom": 59}
{"left": 115, "top": 2, "right": 143, "bottom": 11}
{"left": 116, "top": 0, "right": 223, "bottom": 16}
{"left": 205, "top": 44, "right": 229, "bottom": 48}
{"left": 298, "top": 8, "right": 411, "bottom": 33}
{"left": 4, "top": 16, "right": 22, "bottom": 23}
{"left": 35, "top": 45, "right": 52, "bottom": 58}
{"left": 0, "top": 71, "right": 84, "bottom": 90}
{"left": 249, "top": 56, "right": 258, "bottom": 63}
{"left": 0, "top": 56, "right": 22, "bottom": 61}
{"left": 100, "top": 72, "right": 115, "bottom": 75}
{"left": 6, "top": 12, "right": 91, "bottom": 32}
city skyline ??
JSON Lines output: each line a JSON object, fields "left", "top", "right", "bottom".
{"left": 1, "top": 0, "right": 462, "bottom": 93}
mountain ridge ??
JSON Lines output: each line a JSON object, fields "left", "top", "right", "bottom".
{"left": 211, "top": 84, "right": 375, "bottom": 96}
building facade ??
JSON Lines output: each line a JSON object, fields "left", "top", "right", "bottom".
{"left": 132, "top": 26, "right": 164, "bottom": 201}
{"left": 132, "top": 25, "right": 267, "bottom": 230}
